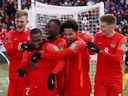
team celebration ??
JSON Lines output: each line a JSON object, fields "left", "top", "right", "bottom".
{"left": 0, "top": 0, "right": 128, "bottom": 96}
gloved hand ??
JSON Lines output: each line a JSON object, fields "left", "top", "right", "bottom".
{"left": 48, "top": 74, "right": 56, "bottom": 90}
{"left": 30, "top": 52, "right": 42, "bottom": 69}
{"left": 19, "top": 43, "right": 35, "bottom": 52}
{"left": 86, "top": 42, "right": 100, "bottom": 53}
{"left": 17, "top": 68, "right": 27, "bottom": 77}
{"left": 31, "top": 52, "right": 41, "bottom": 63}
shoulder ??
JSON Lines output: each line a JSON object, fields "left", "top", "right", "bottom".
{"left": 79, "top": 32, "right": 93, "bottom": 42}
{"left": 94, "top": 32, "right": 104, "bottom": 42}
{"left": 55, "top": 37, "right": 66, "bottom": 44}
{"left": 52, "top": 38, "right": 67, "bottom": 49}
{"left": 42, "top": 42, "right": 59, "bottom": 52}
{"left": 75, "top": 38, "right": 86, "bottom": 47}
{"left": 114, "top": 32, "right": 126, "bottom": 43}
{"left": 115, "top": 32, "right": 125, "bottom": 39}
{"left": 95, "top": 32, "right": 103, "bottom": 37}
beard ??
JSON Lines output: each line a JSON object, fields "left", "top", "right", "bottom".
{"left": 47, "top": 35, "right": 55, "bottom": 41}
{"left": 47, "top": 33, "right": 57, "bottom": 41}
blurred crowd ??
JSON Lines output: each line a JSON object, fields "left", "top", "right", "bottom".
{"left": 0, "top": 0, "right": 31, "bottom": 31}
{"left": 0, "top": 0, "right": 128, "bottom": 34}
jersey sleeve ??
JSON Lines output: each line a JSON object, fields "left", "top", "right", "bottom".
{"left": 42, "top": 43, "right": 66, "bottom": 74}
{"left": 42, "top": 47, "right": 74, "bottom": 60}
{"left": 42, "top": 40, "right": 85, "bottom": 60}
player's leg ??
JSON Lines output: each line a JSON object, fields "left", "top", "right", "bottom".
{"left": 7, "top": 80, "right": 16, "bottom": 96}
{"left": 94, "top": 82, "right": 107, "bottom": 96}
{"left": 108, "top": 85, "right": 122, "bottom": 96}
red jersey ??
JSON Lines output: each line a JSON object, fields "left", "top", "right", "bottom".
{"left": 5, "top": 29, "right": 29, "bottom": 96}
{"left": 5, "top": 30, "right": 29, "bottom": 72}
{"left": 50, "top": 37, "right": 67, "bottom": 73}
{"left": 79, "top": 32, "right": 93, "bottom": 42}
{"left": 94, "top": 32, "right": 126, "bottom": 92}
{"left": 21, "top": 42, "right": 59, "bottom": 96}
{"left": 43, "top": 38, "right": 91, "bottom": 96}
{"left": 50, "top": 37, "right": 66, "bottom": 95}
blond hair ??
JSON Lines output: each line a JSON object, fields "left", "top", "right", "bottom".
{"left": 15, "top": 10, "right": 28, "bottom": 18}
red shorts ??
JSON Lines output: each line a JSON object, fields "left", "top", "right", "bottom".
{"left": 94, "top": 80, "right": 122, "bottom": 96}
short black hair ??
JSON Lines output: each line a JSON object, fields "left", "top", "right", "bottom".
{"left": 30, "top": 28, "right": 42, "bottom": 36}
{"left": 60, "top": 19, "right": 79, "bottom": 33}
{"left": 47, "top": 19, "right": 61, "bottom": 27}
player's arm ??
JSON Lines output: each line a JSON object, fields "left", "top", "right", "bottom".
{"left": 86, "top": 33, "right": 100, "bottom": 55}
{"left": 16, "top": 51, "right": 30, "bottom": 77}
{"left": 42, "top": 41, "right": 85, "bottom": 60}
{"left": 42, "top": 46, "right": 75, "bottom": 60}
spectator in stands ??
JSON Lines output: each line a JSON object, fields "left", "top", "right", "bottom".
{"left": 5, "top": 1, "right": 16, "bottom": 19}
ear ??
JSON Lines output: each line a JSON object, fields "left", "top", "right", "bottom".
{"left": 113, "top": 24, "right": 116, "bottom": 28}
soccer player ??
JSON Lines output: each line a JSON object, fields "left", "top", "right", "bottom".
{"left": 5, "top": 10, "right": 30, "bottom": 96}
{"left": 43, "top": 20, "right": 91, "bottom": 96}
{"left": 65, "top": 19, "right": 93, "bottom": 42}
{"left": 47, "top": 19, "right": 66, "bottom": 95}
{"left": 18, "top": 28, "right": 59, "bottom": 96}
{"left": 87, "top": 14, "right": 126, "bottom": 96}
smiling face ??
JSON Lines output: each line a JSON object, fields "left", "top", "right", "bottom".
{"left": 15, "top": 10, "right": 28, "bottom": 30}
{"left": 30, "top": 29, "right": 43, "bottom": 49}
{"left": 47, "top": 21, "right": 60, "bottom": 40}
{"left": 100, "top": 14, "right": 116, "bottom": 36}
{"left": 63, "top": 28, "right": 77, "bottom": 45}
{"left": 100, "top": 22, "right": 115, "bottom": 36}
{"left": 15, "top": 16, "right": 28, "bottom": 29}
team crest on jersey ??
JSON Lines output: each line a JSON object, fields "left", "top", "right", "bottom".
{"left": 104, "top": 48, "right": 109, "bottom": 53}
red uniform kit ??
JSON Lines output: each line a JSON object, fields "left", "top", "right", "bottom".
{"left": 20, "top": 42, "right": 62, "bottom": 96}
{"left": 94, "top": 32, "right": 126, "bottom": 96}
{"left": 79, "top": 32, "right": 93, "bottom": 42}
{"left": 50, "top": 37, "right": 66, "bottom": 95}
{"left": 43, "top": 38, "right": 91, "bottom": 96}
{"left": 5, "top": 29, "right": 29, "bottom": 96}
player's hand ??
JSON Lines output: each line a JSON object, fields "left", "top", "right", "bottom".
{"left": 18, "top": 43, "right": 35, "bottom": 52}
{"left": 69, "top": 41, "right": 84, "bottom": 52}
{"left": 31, "top": 52, "right": 41, "bottom": 63}
{"left": 17, "top": 68, "right": 27, "bottom": 77}
{"left": 30, "top": 52, "right": 42, "bottom": 69}
{"left": 18, "top": 43, "right": 29, "bottom": 51}
{"left": 86, "top": 42, "right": 100, "bottom": 53}
{"left": 48, "top": 74, "right": 56, "bottom": 90}
{"left": 69, "top": 43, "right": 77, "bottom": 50}
{"left": 27, "top": 43, "right": 36, "bottom": 52}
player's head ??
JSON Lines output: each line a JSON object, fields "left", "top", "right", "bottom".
{"left": 47, "top": 19, "right": 61, "bottom": 40}
{"left": 100, "top": 14, "right": 116, "bottom": 36}
{"left": 60, "top": 19, "right": 78, "bottom": 45}
{"left": 30, "top": 28, "right": 43, "bottom": 48}
{"left": 15, "top": 10, "right": 28, "bottom": 29}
